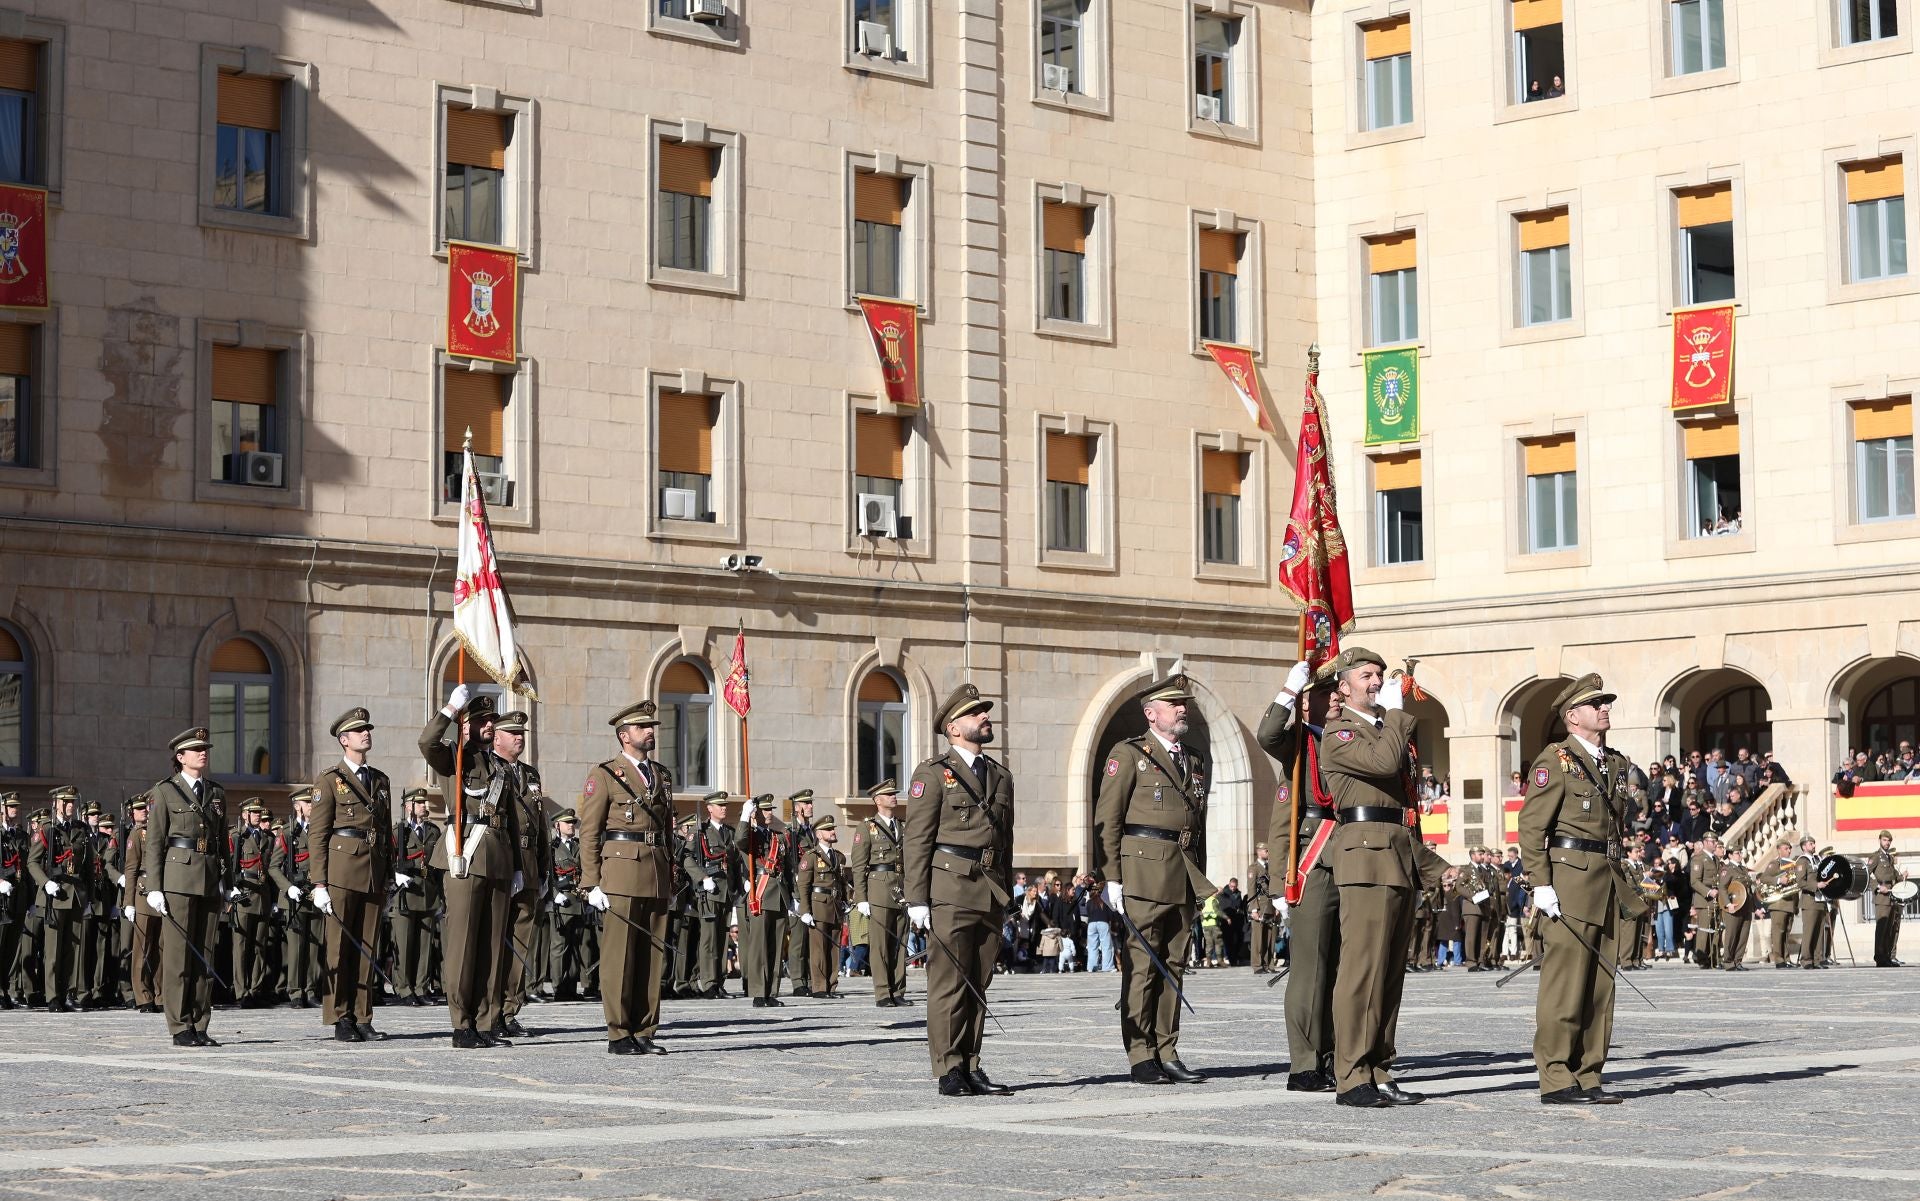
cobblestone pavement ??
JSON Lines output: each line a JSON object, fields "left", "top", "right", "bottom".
{"left": 0, "top": 961, "right": 1915, "bottom": 1200}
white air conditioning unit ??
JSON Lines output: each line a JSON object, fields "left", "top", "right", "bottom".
{"left": 1195, "top": 94, "right": 1223, "bottom": 122}
{"left": 476, "top": 472, "right": 513, "bottom": 506}
{"left": 237, "top": 451, "right": 283, "bottom": 488}
{"left": 1041, "top": 63, "right": 1073, "bottom": 92}
{"left": 687, "top": 0, "right": 726, "bottom": 22}
{"left": 857, "top": 492, "right": 900, "bottom": 538}
{"left": 856, "top": 20, "right": 894, "bottom": 58}
{"left": 663, "top": 486, "right": 700, "bottom": 521}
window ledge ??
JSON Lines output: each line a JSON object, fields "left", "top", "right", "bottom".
{"left": 1195, "top": 561, "right": 1265, "bottom": 584}
{"left": 1187, "top": 117, "right": 1260, "bottom": 147}
{"left": 1501, "top": 318, "right": 1585, "bottom": 347}
{"left": 434, "top": 242, "right": 532, "bottom": 266}
{"left": 1493, "top": 94, "right": 1576, "bottom": 125}
{"left": 1506, "top": 546, "right": 1590, "bottom": 573}
{"left": 1356, "top": 560, "right": 1435, "bottom": 585}
{"left": 844, "top": 298, "right": 927, "bottom": 317}
{"left": 844, "top": 55, "right": 931, "bottom": 85}
{"left": 1192, "top": 343, "right": 1261, "bottom": 361}
{"left": 1835, "top": 516, "right": 1920, "bottom": 545}
{"left": 1651, "top": 66, "right": 1739, "bottom": 98}
{"left": 1665, "top": 299, "right": 1747, "bottom": 320}
{"left": 649, "top": 266, "right": 742, "bottom": 298}
{"left": 198, "top": 205, "right": 307, "bottom": 241}
{"left": 1034, "top": 88, "right": 1111, "bottom": 118}
{"left": 433, "top": 500, "right": 533, "bottom": 529}
{"left": 844, "top": 532, "right": 933, "bottom": 560}
{"left": 649, "top": 518, "right": 740, "bottom": 546}
{"left": 0, "top": 464, "right": 58, "bottom": 492}
{"left": 647, "top": 14, "right": 744, "bottom": 48}
{"left": 1819, "top": 35, "right": 1912, "bottom": 68}
{"left": 1352, "top": 338, "right": 1429, "bottom": 365}
{"left": 1037, "top": 548, "right": 1117, "bottom": 573}
{"left": 1665, "top": 530, "right": 1755, "bottom": 559}
{"left": 1035, "top": 316, "right": 1113, "bottom": 345}
{"left": 1830, "top": 273, "right": 1920, "bottom": 305}
{"left": 195, "top": 479, "right": 303, "bottom": 509}
{"left": 1348, "top": 121, "right": 1424, "bottom": 151}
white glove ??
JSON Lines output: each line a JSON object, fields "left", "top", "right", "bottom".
{"left": 728, "top": 907, "right": 740, "bottom": 927}
{"left": 117, "top": 873, "right": 127, "bottom": 888}
{"left": 147, "top": 890, "right": 168, "bottom": 915}
{"left": 43, "top": 880, "right": 59, "bottom": 897}
{"left": 801, "top": 912, "right": 816, "bottom": 927}
{"left": 227, "top": 887, "right": 243, "bottom": 901}
{"left": 857, "top": 901, "right": 871, "bottom": 918}
{"left": 908, "top": 904, "right": 931, "bottom": 929}
{"left": 1104, "top": 880, "right": 1123, "bottom": 909}
{"left": 445, "top": 683, "right": 472, "bottom": 714}
{"left": 788, "top": 900, "right": 800, "bottom": 917}
{"left": 393, "top": 873, "right": 413, "bottom": 888}
{"left": 702, "top": 876, "right": 716, "bottom": 893}
{"left": 537, "top": 881, "right": 548, "bottom": 902}
{"left": 1272, "top": 896, "right": 1288, "bottom": 917}
{"left": 1281, "top": 660, "right": 1312, "bottom": 699}
{"left": 312, "top": 885, "right": 335, "bottom": 916}
{"left": 124, "top": 906, "right": 136, "bottom": 921}
{"left": 1533, "top": 884, "right": 1562, "bottom": 919}
{"left": 0, "top": 879, "right": 10, "bottom": 896}
{"left": 1377, "top": 676, "right": 1405, "bottom": 711}
{"left": 555, "top": 890, "right": 572, "bottom": 906}
{"left": 286, "top": 885, "right": 302, "bottom": 903}
{"left": 587, "top": 887, "right": 610, "bottom": 912}
{"left": 512, "top": 871, "right": 524, "bottom": 894}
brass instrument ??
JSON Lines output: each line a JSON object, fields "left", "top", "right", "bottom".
{"left": 1388, "top": 657, "right": 1428, "bottom": 702}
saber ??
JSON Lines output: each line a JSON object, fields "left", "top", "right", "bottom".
{"left": 503, "top": 928, "right": 537, "bottom": 981}
{"left": 1264, "top": 962, "right": 1291, "bottom": 987}
{"left": 1113, "top": 903, "right": 1195, "bottom": 1016}
{"left": 914, "top": 920, "right": 1006, "bottom": 1036}
{"left": 1493, "top": 954, "right": 1540, "bottom": 988}
{"left": 1545, "top": 913, "right": 1657, "bottom": 1010}
{"left": 321, "top": 906, "right": 399, "bottom": 992}
{"left": 597, "top": 901, "right": 673, "bottom": 956}
{"left": 160, "top": 907, "right": 231, "bottom": 992}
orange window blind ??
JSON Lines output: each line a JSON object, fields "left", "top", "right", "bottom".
{"left": 447, "top": 107, "right": 509, "bottom": 170}
{"left": 0, "top": 323, "right": 31, "bottom": 376}
{"left": 217, "top": 73, "right": 281, "bottom": 131}
{"left": 1363, "top": 15, "right": 1411, "bottom": 59}
{"left": 212, "top": 347, "right": 278, "bottom": 406}
{"left": 1676, "top": 183, "right": 1733, "bottom": 228}
{"left": 661, "top": 660, "right": 711, "bottom": 694}
{"left": 1043, "top": 203, "right": 1089, "bottom": 254}
{"left": 1512, "top": 0, "right": 1562, "bottom": 30}
{"left": 212, "top": 637, "right": 272, "bottom": 674}
{"left": 0, "top": 39, "right": 38, "bottom": 92}
{"left": 1846, "top": 158, "right": 1904, "bottom": 204}
{"left": 1853, "top": 397, "right": 1913, "bottom": 441}
{"left": 1682, "top": 417, "right": 1739, "bottom": 460}
{"left": 1199, "top": 229, "right": 1241, "bottom": 275}
{"left": 1368, "top": 231, "right": 1417, "bottom": 274}
{"left": 1201, "top": 449, "right": 1244, "bottom": 496}
{"left": 1373, "top": 450, "right": 1421, "bottom": 491}
{"left": 858, "top": 671, "right": 904, "bottom": 703}
{"left": 659, "top": 391, "right": 715, "bottom": 475}
{"left": 658, "top": 140, "right": 715, "bottom": 198}
{"left": 1045, "top": 432, "right": 1093, "bottom": 485}
{"left": 854, "top": 413, "right": 906, "bottom": 480}
{"left": 855, "top": 173, "right": 906, "bottom": 225}
{"left": 0, "top": 624, "right": 20, "bottom": 661}
{"left": 1517, "top": 208, "right": 1570, "bottom": 252}
{"left": 444, "top": 369, "right": 506, "bottom": 456}
{"left": 1523, "top": 434, "right": 1576, "bottom": 476}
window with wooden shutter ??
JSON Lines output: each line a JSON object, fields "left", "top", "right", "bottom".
{"left": 1045, "top": 432, "right": 1093, "bottom": 484}
{"left": 212, "top": 347, "right": 278, "bottom": 406}
{"left": 1201, "top": 449, "right": 1244, "bottom": 496}
{"left": 0, "top": 323, "right": 30, "bottom": 376}
{"left": 1368, "top": 232, "right": 1417, "bottom": 274}
{"left": 1363, "top": 15, "right": 1411, "bottom": 58}
{"left": 447, "top": 107, "right": 509, "bottom": 170}
{"left": 659, "top": 391, "right": 716, "bottom": 475}
{"left": 1682, "top": 416, "right": 1739, "bottom": 459}
{"left": 1043, "top": 203, "right": 1089, "bottom": 254}
{"left": 855, "top": 172, "right": 906, "bottom": 225}
{"left": 1846, "top": 157, "right": 1904, "bottom": 204}
{"left": 443, "top": 368, "right": 507, "bottom": 456}
{"left": 0, "top": 39, "right": 38, "bottom": 92}
{"left": 1373, "top": 450, "right": 1421, "bottom": 490}
{"left": 212, "top": 637, "right": 273, "bottom": 674}
{"left": 661, "top": 659, "right": 711, "bottom": 695}
{"left": 1523, "top": 434, "right": 1576, "bottom": 475}
{"left": 1853, "top": 397, "right": 1914, "bottom": 441}
{"left": 658, "top": 140, "right": 715, "bottom": 198}
{"left": 1511, "top": 0, "right": 1562, "bottom": 29}
{"left": 1517, "top": 208, "right": 1570, "bottom": 252}
{"left": 217, "top": 73, "right": 282, "bottom": 131}
{"left": 854, "top": 413, "right": 906, "bottom": 480}
{"left": 858, "top": 671, "right": 904, "bottom": 703}
{"left": 1676, "top": 183, "right": 1733, "bottom": 228}
{"left": 1199, "top": 229, "right": 1241, "bottom": 275}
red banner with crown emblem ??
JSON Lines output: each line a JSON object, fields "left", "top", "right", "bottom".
{"left": 1201, "top": 341, "right": 1277, "bottom": 434}
{"left": 1671, "top": 305, "right": 1734, "bottom": 410}
{"left": 447, "top": 241, "right": 519, "bottom": 364}
{"left": 1277, "top": 365, "right": 1355, "bottom": 672}
{"left": 856, "top": 296, "right": 920, "bottom": 407}
{"left": 0, "top": 184, "right": 48, "bottom": 311}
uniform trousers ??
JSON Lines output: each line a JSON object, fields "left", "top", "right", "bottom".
{"left": 1798, "top": 898, "right": 1831, "bottom": 967}
{"left": 925, "top": 902, "right": 998, "bottom": 1077}
{"left": 322, "top": 887, "right": 384, "bottom": 1024}
{"left": 128, "top": 910, "right": 161, "bottom": 1006}
{"left": 159, "top": 891, "right": 219, "bottom": 1037}
{"left": 1767, "top": 907, "right": 1795, "bottom": 963}
{"left": 443, "top": 873, "right": 510, "bottom": 1032}
{"left": 1719, "top": 909, "right": 1751, "bottom": 967}
{"left": 1283, "top": 863, "right": 1338, "bottom": 1074}
{"left": 283, "top": 904, "right": 322, "bottom": 999}
{"left": 600, "top": 894, "right": 668, "bottom": 1041}
{"left": 786, "top": 912, "right": 811, "bottom": 990}
{"left": 1117, "top": 895, "right": 1193, "bottom": 1066}
{"left": 1533, "top": 909, "right": 1619, "bottom": 1095}
{"left": 501, "top": 886, "right": 540, "bottom": 1017}
{"left": 808, "top": 922, "right": 842, "bottom": 995}
{"left": 740, "top": 907, "right": 785, "bottom": 998}
{"left": 1876, "top": 909, "right": 1903, "bottom": 964}
{"left": 1330, "top": 883, "right": 1414, "bottom": 1093}
{"left": 391, "top": 906, "right": 434, "bottom": 998}
{"left": 868, "top": 903, "right": 909, "bottom": 999}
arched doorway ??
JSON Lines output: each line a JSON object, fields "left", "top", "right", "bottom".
{"left": 1501, "top": 677, "right": 1576, "bottom": 781}
{"left": 1406, "top": 688, "right": 1452, "bottom": 788}
{"left": 1660, "top": 667, "right": 1771, "bottom": 760}
{"left": 1831, "top": 656, "right": 1920, "bottom": 760}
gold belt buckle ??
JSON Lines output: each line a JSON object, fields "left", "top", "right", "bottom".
{"left": 1178, "top": 829, "right": 1192, "bottom": 849}
{"left": 981, "top": 847, "right": 997, "bottom": 870}
{"left": 196, "top": 838, "right": 207, "bottom": 853}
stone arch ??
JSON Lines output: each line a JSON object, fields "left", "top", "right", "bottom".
{"left": 0, "top": 599, "right": 54, "bottom": 779}
{"left": 192, "top": 609, "right": 307, "bottom": 782}
{"left": 1657, "top": 666, "right": 1771, "bottom": 760}
{"left": 1496, "top": 674, "right": 1577, "bottom": 783}
{"left": 1827, "top": 652, "right": 1920, "bottom": 762}
{"left": 837, "top": 644, "right": 936, "bottom": 817}
{"left": 427, "top": 631, "right": 540, "bottom": 755}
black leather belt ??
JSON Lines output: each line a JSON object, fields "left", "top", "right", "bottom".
{"left": 868, "top": 863, "right": 898, "bottom": 873}
{"left": 165, "top": 835, "right": 200, "bottom": 850}
{"left": 330, "top": 827, "right": 370, "bottom": 840}
{"left": 604, "top": 830, "right": 662, "bottom": 845}
{"left": 935, "top": 843, "right": 999, "bottom": 869}
{"left": 1123, "top": 823, "right": 1195, "bottom": 848}
{"left": 1336, "top": 807, "right": 1406, "bottom": 825}
{"left": 811, "top": 886, "right": 836, "bottom": 895}
{"left": 1301, "top": 805, "right": 1336, "bottom": 823}
{"left": 1549, "top": 834, "right": 1622, "bottom": 861}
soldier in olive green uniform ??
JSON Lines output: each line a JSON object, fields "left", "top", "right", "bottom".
{"left": 1717, "top": 848, "right": 1756, "bottom": 970}
{"left": 1318, "top": 648, "right": 1456, "bottom": 1108}
{"left": 1256, "top": 661, "right": 1343, "bottom": 1091}
{"left": 904, "top": 683, "right": 1016, "bottom": 1097}
{"left": 82, "top": 802, "right": 124, "bottom": 1007}
{"left": 785, "top": 790, "right": 819, "bottom": 996}
{"left": 1454, "top": 849, "right": 1489, "bottom": 973}
{"left": 852, "top": 779, "right": 911, "bottom": 1006}
{"left": 226, "top": 800, "right": 276, "bottom": 1004}
{"left": 1094, "top": 674, "right": 1213, "bottom": 1086}
{"left": 1517, "top": 674, "right": 1648, "bottom": 1105}
{"left": 497, "top": 720, "right": 552, "bottom": 1036}
{"left": 269, "top": 788, "right": 322, "bottom": 1006}
{"left": 15, "top": 807, "right": 45, "bottom": 1005}
{"left": 547, "top": 809, "right": 591, "bottom": 1001}
{"left": 139, "top": 727, "right": 231, "bottom": 1046}
{"left": 420, "top": 689, "right": 524, "bottom": 1048}
{"left": 29, "top": 786, "right": 92, "bottom": 1010}
{"left": 667, "top": 813, "right": 699, "bottom": 997}
{"left": 737, "top": 795, "right": 797, "bottom": 1007}
{"left": 1870, "top": 830, "right": 1907, "bottom": 966}
{"left": 1759, "top": 840, "right": 1798, "bottom": 966}
{"left": 0, "top": 793, "right": 27, "bottom": 1008}
{"left": 578, "top": 699, "right": 676, "bottom": 1054}
{"left": 311, "top": 707, "right": 396, "bottom": 1042}
{"left": 682, "top": 792, "right": 738, "bottom": 997}
{"left": 120, "top": 797, "right": 163, "bottom": 1012}
{"left": 795, "top": 815, "right": 848, "bottom": 997}
{"left": 1687, "top": 836, "right": 1722, "bottom": 967}
{"left": 388, "top": 790, "right": 438, "bottom": 1003}
{"left": 1794, "top": 834, "right": 1830, "bottom": 969}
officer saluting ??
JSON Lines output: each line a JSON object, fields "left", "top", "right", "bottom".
{"left": 852, "top": 779, "right": 911, "bottom": 1007}
{"left": 1517, "top": 673, "right": 1647, "bottom": 1105}
{"left": 578, "top": 699, "right": 675, "bottom": 1055}
{"left": 139, "top": 727, "right": 231, "bottom": 1047}
{"left": 1094, "top": 674, "right": 1213, "bottom": 1086}
{"left": 903, "top": 683, "right": 1015, "bottom": 1097}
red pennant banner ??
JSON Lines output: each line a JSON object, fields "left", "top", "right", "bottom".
{"left": 1671, "top": 305, "right": 1734, "bottom": 410}
{"left": 856, "top": 296, "right": 920, "bottom": 407}
{"left": 0, "top": 183, "right": 49, "bottom": 311}
{"left": 447, "top": 241, "right": 519, "bottom": 364}
{"left": 1201, "top": 341, "right": 1276, "bottom": 434}
{"left": 723, "top": 630, "right": 751, "bottom": 719}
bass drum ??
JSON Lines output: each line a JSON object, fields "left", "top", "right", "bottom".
{"left": 1722, "top": 877, "right": 1751, "bottom": 914}
{"left": 1815, "top": 854, "right": 1872, "bottom": 901}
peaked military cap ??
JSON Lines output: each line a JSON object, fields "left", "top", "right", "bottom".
{"left": 403, "top": 787, "right": 429, "bottom": 804}
{"left": 465, "top": 693, "right": 498, "bottom": 720}
{"left": 1881, "top": 829, "right": 1895, "bottom": 840}
{"left": 0, "top": 792, "right": 17, "bottom": 806}
{"left": 330, "top": 707, "right": 374, "bottom": 737}
{"left": 170, "top": 727, "right": 213, "bottom": 753}
{"left": 127, "top": 795, "right": 148, "bottom": 811}
{"left": 1799, "top": 833, "right": 1817, "bottom": 845}
{"left": 48, "top": 785, "right": 79, "bottom": 802}
{"left": 241, "top": 800, "right": 266, "bottom": 815}
{"left": 555, "top": 809, "right": 578, "bottom": 823}
{"left": 702, "top": 790, "right": 731, "bottom": 805}
{"left": 1327, "top": 647, "right": 1387, "bottom": 676}
{"left": 752, "top": 793, "right": 776, "bottom": 812}
{"left": 495, "top": 710, "right": 530, "bottom": 733}
{"left": 1553, "top": 673, "right": 1616, "bottom": 713}
{"left": 289, "top": 786, "right": 316, "bottom": 804}
{"left": 814, "top": 815, "right": 837, "bottom": 832}
{"left": 788, "top": 788, "right": 816, "bottom": 804}
{"left": 610, "top": 699, "right": 660, "bottom": 729}
{"left": 30, "top": 808, "right": 46, "bottom": 822}
{"left": 937, "top": 682, "right": 994, "bottom": 733}
{"left": 1141, "top": 674, "right": 1194, "bottom": 704}
{"left": 82, "top": 801, "right": 102, "bottom": 816}
{"left": 866, "top": 778, "right": 900, "bottom": 799}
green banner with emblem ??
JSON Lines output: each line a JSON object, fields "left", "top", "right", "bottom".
{"left": 1363, "top": 347, "right": 1420, "bottom": 446}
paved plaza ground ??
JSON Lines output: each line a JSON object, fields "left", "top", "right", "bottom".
{"left": 0, "top": 962, "right": 1915, "bottom": 1200}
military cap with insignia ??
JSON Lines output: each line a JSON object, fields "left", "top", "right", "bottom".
{"left": 555, "top": 809, "right": 578, "bottom": 823}
{"left": 170, "top": 726, "right": 213, "bottom": 753}
{"left": 1140, "top": 673, "right": 1194, "bottom": 704}
{"left": 814, "top": 815, "right": 837, "bottom": 832}
{"left": 330, "top": 707, "right": 375, "bottom": 737}
{"left": 0, "top": 791, "right": 16, "bottom": 806}
{"left": 48, "top": 785, "right": 79, "bottom": 802}
{"left": 403, "top": 787, "right": 429, "bottom": 804}
{"left": 752, "top": 793, "right": 776, "bottom": 812}
{"left": 82, "top": 801, "right": 102, "bottom": 816}
{"left": 609, "top": 699, "right": 660, "bottom": 729}
{"left": 789, "top": 789, "right": 815, "bottom": 804}
{"left": 127, "top": 795, "right": 148, "bottom": 811}
{"left": 703, "top": 790, "right": 731, "bottom": 805}
{"left": 866, "top": 778, "right": 900, "bottom": 799}
{"left": 936, "top": 682, "right": 994, "bottom": 734}
{"left": 495, "top": 710, "right": 530, "bottom": 733}
{"left": 289, "top": 786, "right": 316, "bottom": 804}
{"left": 1326, "top": 646, "right": 1388, "bottom": 676}
{"left": 241, "top": 800, "right": 266, "bottom": 815}
{"left": 464, "top": 693, "right": 498, "bottom": 720}
{"left": 30, "top": 808, "right": 46, "bottom": 822}
{"left": 1553, "top": 673, "right": 1616, "bottom": 713}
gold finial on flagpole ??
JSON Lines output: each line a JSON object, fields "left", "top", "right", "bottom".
{"left": 1308, "top": 342, "right": 1321, "bottom": 373}
{"left": 462, "top": 426, "right": 473, "bottom": 452}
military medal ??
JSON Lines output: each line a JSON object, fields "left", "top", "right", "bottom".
{"left": 623, "top": 806, "right": 635, "bottom": 822}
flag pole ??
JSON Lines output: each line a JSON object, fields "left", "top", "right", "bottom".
{"left": 1285, "top": 613, "right": 1309, "bottom": 902}
{"left": 449, "top": 428, "right": 473, "bottom": 865}
{"left": 738, "top": 619, "right": 751, "bottom": 796}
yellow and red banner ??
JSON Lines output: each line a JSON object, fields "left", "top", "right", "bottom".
{"left": 1421, "top": 801, "right": 1449, "bottom": 846}
{"left": 1277, "top": 365, "right": 1354, "bottom": 672}
{"left": 1201, "top": 341, "right": 1276, "bottom": 434}
{"left": 1835, "top": 780, "right": 1920, "bottom": 833}
{"left": 1671, "top": 305, "right": 1734, "bottom": 410}
{"left": 1503, "top": 796, "right": 1525, "bottom": 843}
{"left": 856, "top": 296, "right": 920, "bottom": 407}
{"left": 447, "top": 241, "right": 519, "bottom": 364}
{"left": 0, "top": 183, "right": 48, "bottom": 311}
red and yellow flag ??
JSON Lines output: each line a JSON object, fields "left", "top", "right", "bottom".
{"left": 1201, "top": 341, "right": 1276, "bottom": 434}
{"left": 0, "top": 184, "right": 49, "bottom": 311}
{"left": 447, "top": 241, "right": 519, "bottom": 364}
{"left": 1671, "top": 305, "right": 1734, "bottom": 410}
{"left": 1277, "top": 364, "right": 1354, "bottom": 671}
{"left": 856, "top": 296, "right": 920, "bottom": 407}
{"left": 723, "top": 629, "right": 751, "bottom": 719}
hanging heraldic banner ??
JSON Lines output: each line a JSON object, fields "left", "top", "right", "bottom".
{"left": 1363, "top": 346, "right": 1419, "bottom": 445}
{"left": 0, "top": 184, "right": 49, "bottom": 311}
{"left": 1671, "top": 305, "right": 1734, "bottom": 410}
{"left": 447, "top": 241, "right": 519, "bottom": 365}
